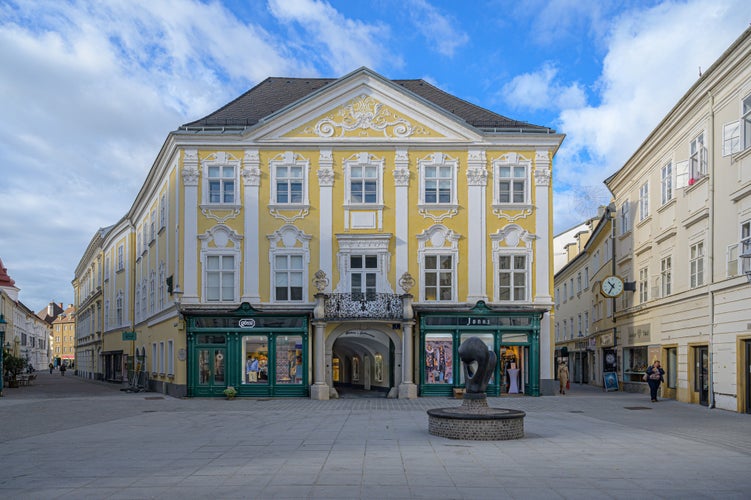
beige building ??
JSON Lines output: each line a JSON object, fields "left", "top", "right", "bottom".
{"left": 51, "top": 305, "right": 76, "bottom": 368}
{"left": 603, "top": 27, "right": 751, "bottom": 412}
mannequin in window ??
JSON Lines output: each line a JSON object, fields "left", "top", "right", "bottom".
{"left": 507, "top": 362, "right": 520, "bottom": 394}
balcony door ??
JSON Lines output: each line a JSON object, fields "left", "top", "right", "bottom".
{"left": 350, "top": 255, "right": 378, "bottom": 300}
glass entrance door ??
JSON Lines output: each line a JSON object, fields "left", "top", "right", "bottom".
{"left": 196, "top": 347, "right": 226, "bottom": 396}
{"left": 696, "top": 346, "right": 709, "bottom": 406}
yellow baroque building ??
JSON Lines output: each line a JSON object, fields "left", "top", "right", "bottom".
{"left": 73, "top": 68, "right": 564, "bottom": 398}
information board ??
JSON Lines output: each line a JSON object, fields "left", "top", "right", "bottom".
{"left": 603, "top": 371, "right": 619, "bottom": 392}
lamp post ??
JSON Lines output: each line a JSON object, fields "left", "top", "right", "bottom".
{"left": 0, "top": 313, "right": 7, "bottom": 397}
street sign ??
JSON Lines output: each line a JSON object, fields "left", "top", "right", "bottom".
{"left": 122, "top": 331, "right": 137, "bottom": 341}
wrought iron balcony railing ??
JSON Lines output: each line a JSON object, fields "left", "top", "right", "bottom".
{"left": 323, "top": 292, "right": 403, "bottom": 320}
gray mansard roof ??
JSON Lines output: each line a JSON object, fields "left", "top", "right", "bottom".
{"left": 179, "top": 75, "right": 554, "bottom": 134}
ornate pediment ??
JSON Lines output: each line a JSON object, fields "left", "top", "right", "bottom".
{"left": 283, "top": 94, "right": 442, "bottom": 139}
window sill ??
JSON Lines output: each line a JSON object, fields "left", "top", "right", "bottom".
{"left": 685, "top": 175, "right": 708, "bottom": 193}
{"left": 267, "top": 203, "right": 310, "bottom": 211}
{"left": 200, "top": 203, "right": 242, "bottom": 211}
{"left": 492, "top": 203, "right": 533, "bottom": 212}
{"left": 657, "top": 197, "right": 676, "bottom": 213}
{"left": 636, "top": 216, "right": 652, "bottom": 228}
{"left": 418, "top": 203, "right": 459, "bottom": 212}
{"left": 344, "top": 203, "right": 384, "bottom": 210}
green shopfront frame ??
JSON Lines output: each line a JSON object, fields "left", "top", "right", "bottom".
{"left": 186, "top": 304, "right": 308, "bottom": 398}
{"left": 419, "top": 302, "right": 542, "bottom": 397}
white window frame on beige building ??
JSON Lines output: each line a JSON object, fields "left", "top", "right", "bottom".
{"left": 267, "top": 225, "right": 311, "bottom": 303}
{"left": 199, "top": 225, "right": 242, "bottom": 303}
{"left": 201, "top": 152, "right": 241, "bottom": 207}
{"left": 269, "top": 151, "right": 310, "bottom": 210}
{"left": 417, "top": 152, "right": 459, "bottom": 211}
{"left": 416, "top": 224, "right": 460, "bottom": 303}
{"left": 491, "top": 153, "right": 533, "bottom": 210}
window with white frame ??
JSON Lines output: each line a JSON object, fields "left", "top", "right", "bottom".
{"left": 158, "top": 263, "right": 165, "bottom": 310}
{"left": 423, "top": 254, "right": 454, "bottom": 301}
{"left": 150, "top": 211, "right": 156, "bottom": 242}
{"left": 167, "top": 340, "right": 174, "bottom": 375}
{"left": 268, "top": 225, "right": 311, "bottom": 303}
{"left": 661, "top": 256, "right": 672, "bottom": 296}
{"left": 620, "top": 201, "right": 631, "bottom": 235}
{"left": 116, "top": 291, "right": 123, "bottom": 325}
{"left": 743, "top": 94, "right": 751, "bottom": 150}
{"left": 344, "top": 153, "right": 383, "bottom": 206}
{"left": 555, "top": 288, "right": 560, "bottom": 306}
{"left": 569, "top": 278, "right": 574, "bottom": 299}
{"left": 134, "top": 287, "right": 141, "bottom": 322}
{"left": 117, "top": 244, "right": 124, "bottom": 271}
{"left": 104, "top": 299, "right": 109, "bottom": 331}
{"left": 104, "top": 256, "right": 110, "bottom": 281}
{"left": 207, "top": 165, "right": 236, "bottom": 204}
{"left": 159, "top": 341, "right": 165, "bottom": 374}
{"left": 741, "top": 221, "right": 751, "bottom": 275}
{"left": 723, "top": 121, "right": 740, "bottom": 156}
{"left": 149, "top": 271, "right": 155, "bottom": 313}
{"left": 205, "top": 255, "right": 235, "bottom": 302}
{"left": 689, "top": 132, "right": 707, "bottom": 184}
{"left": 639, "top": 267, "right": 648, "bottom": 303}
{"left": 160, "top": 193, "right": 167, "bottom": 228}
{"left": 562, "top": 321, "right": 567, "bottom": 339}
{"left": 418, "top": 153, "right": 458, "bottom": 208}
{"left": 562, "top": 283, "right": 567, "bottom": 302}
{"left": 584, "top": 267, "right": 589, "bottom": 288}
{"left": 577, "top": 314, "right": 582, "bottom": 336}
{"left": 142, "top": 224, "right": 148, "bottom": 253}
{"left": 274, "top": 254, "right": 304, "bottom": 301}
{"left": 497, "top": 253, "right": 528, "bottom": 301}
{"left": 576, "top": 273, "right": 582, "bottom": 293}
{"left": 270, "top": 152, "right": 309, "bottom": 207}
{"left": 200, "top": 225, "right": 241, "bottom": 303}
{"left": 141, "top": 281, "right": 148, "bottom": 317}
{"left": 661, "top": 162, "right": 672, "bottom": 205}
{"left": 494, "top": 161, "right": 529, "bottom": 205}
{"left": 639, "top": 182, "right": 649, "bottom": 221}
{"left": 151, "top": 343, "right": 157, "bottom": 373}
{"left": 417, "top": 225, "right": 460, "bottom": 302}
{"left": 584, "top": 311, "right": 589, "bottom": 335}
{"left": 690, "top": 242, "right": 704, "bottom": 288}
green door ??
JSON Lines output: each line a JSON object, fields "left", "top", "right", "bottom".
{"left": 195, "top": 347, "right": 227, "bottom": 397}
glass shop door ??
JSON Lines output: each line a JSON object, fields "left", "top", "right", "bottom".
{"left": 195, "top": 347, "right": 227, "bottom": 397}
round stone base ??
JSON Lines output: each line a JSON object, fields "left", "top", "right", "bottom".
{"left": 427, "top": 395, "right": 525, "bottom": 440}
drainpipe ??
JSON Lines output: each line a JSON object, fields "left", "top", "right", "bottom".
{"left": 707, "top": 90, "right": 716, "bottom": 409}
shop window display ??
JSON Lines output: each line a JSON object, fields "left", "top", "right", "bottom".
{"left": 425, "top": 334, "right": 453, "bottom": 384}
{"left": 276, "top": 335, "right": 303, "bottom": 384}
{"left": 242, "top": 335, "right": 268, "bottom": 384}
{"left": 623, "top": 346, "right": 648, "bottom": 383}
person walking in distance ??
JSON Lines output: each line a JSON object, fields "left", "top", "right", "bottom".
{"left": 49, "top": 362, "right": 54, "bottom": 374}
{"left": 557, "top": 360, "right": 570, "bottom": 395}
{"left": 646, "top": 360, "right": 665, "bottom": 402}
{"left": 60, "top": 363, "right": 66, "bottom": 376}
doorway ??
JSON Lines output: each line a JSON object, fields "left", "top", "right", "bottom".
{"left": 695, "top": 346, "right": 709, "bottom": 406}
{"left": 332, "top": 329, "right": 393, "bottom": 398}
{"left": 745, "top": 341, "right": 751, "bottom": 414}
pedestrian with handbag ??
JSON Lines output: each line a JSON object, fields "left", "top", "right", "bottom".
{"left": 646, "top": 360, "right": 665, "bottom": 402}
{"left": 557, "top": 360, "right": 570, "bottom": 395}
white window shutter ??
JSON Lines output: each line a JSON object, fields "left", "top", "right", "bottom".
{"left": 675, "top": 160, "right": 689, "bottom": 189}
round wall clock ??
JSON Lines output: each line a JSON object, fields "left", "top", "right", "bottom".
{"left": 600, "top": 275, "right": 625, "bottom": 298}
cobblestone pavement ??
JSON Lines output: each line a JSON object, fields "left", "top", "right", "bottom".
{"left": 1, "top": 371, "right": 750, "bottom": 499}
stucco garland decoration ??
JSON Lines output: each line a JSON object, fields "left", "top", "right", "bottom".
{"left": 317, "top": 167, "right": 334, "bottom": 187}
{"left": 534, "top": 168, "right": 551, "bottom": 186}
{"left": 309, "top": 95, "right": 425, "bottom": 138}
{"left": 491, "top": 224, "right": 538, "bottom": 248}
{"left": 242, "top": 149, "right": 261, "bottom": 186}
{"left": 466, "top": 167, "right": 488, "bottom": 186}
{"left": 182, "top": 149, "right": 199, "bottom": 186}
{"left": 393, "top": 168, "right": 410, "bottom": 187}
{"left": 418, "top": 208, "right": 458, "bottom": 222}
{"left": 493, "top": 208, "right": 533, "bottom": 222}
{"left": 269, "top": 208, "right": 309, "bottom": 223}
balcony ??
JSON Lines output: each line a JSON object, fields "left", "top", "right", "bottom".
{"left": 323, "top": 292, "right": 403, "bottom": 321}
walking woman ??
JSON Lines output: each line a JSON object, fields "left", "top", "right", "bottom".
{"left": 557, "top": 361, "right": 570, "bottom": 395}
{"left": 646, "top": 360, "right": 665, "bottom": 402}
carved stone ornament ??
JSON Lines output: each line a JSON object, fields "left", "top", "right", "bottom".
{"left": 466, "top": 167, "right": 488, "bottom": 186}
{"left": 307, "top": 95, "right": 426, "bottom": 138}
{"left": 318, "top": 167, "right": 335, "bottom": 187}
{"left": 393, "top": 168, "right": 410, "bottom": 187}
{"left": 399, "top": 272, "right": 415, "bottom": 294}
{"left": 241, "top": 166, "right": 261, "bottom": 186}
{"left": 182, "top": 166, "right": 199, "bottom": 186}
{"left": 534, "top": 167, "right": 551, "bottom": 186}
{"left": 313, "top": 270, "right": 329, "bottom": 292}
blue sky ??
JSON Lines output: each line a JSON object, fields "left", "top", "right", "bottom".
{"left": 1, "top": 0, "right": 750, "bottom": 312}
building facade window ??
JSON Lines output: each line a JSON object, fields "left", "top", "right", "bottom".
{"left": 205, "top": 255, "right": 236, "bottom": 302}
{"left": 741, "top": 221, "right": 751, "bottom": 275}
{"left": 116, "top": 291, "right": 123, "bottom": 326}
{"left": 268, "top": 225, "right": 311, "bottom": 303}
{"left": 661, "top": 256, "right": 672, "bottom": 297}
{"left": 117, "top": 245, "right": 124, "bottom": 271}
{"left": 639, "top": 267, "right": 649, "bottom": 303}
{"left": 270, "top": 152, "right": 309, "bottom": 207}
{"left": 167, "top": 340, "right": 174, "bottom": 375}
{"left": 418, "top": 153, "right": 458, "bottom": 208}
{"left": 639, "top": 182, "right": 649, "bottom": 221}
{"left": 620, "top": 200, "right": 631, "bottom": 235}
{"left": 743, "top": 94, "right": 751, "bottom": 150}
{"left": 723, "top": 121, "right": 740, "bottom": 156}
{"left": 150, "top": 211, "right": 156, "bottom": 242}
{"left": 497, "top": 253, "right": 528, "bottom": 301}
{"left": 208, "top": 166, "right": 236, "bottom": 204}
{"left": 417, "top": 225, "right": 460, "bottom": 303}
{"left": 497, "top": 164, "right": 527, "bottom": 204}
{"left": 661, "top": 161, "right": 673, "bottom": 205}
{"left": 689, "top": 132, "right": 707, "bottom": 184}
{"left": 160, "top": 193, "right": 167, "bottom": 228}
{"left": 690, "top": 242, "right": 705, "bottom": 288}
{"left": 344, "top": 153, "right": 383, "bottom": 206}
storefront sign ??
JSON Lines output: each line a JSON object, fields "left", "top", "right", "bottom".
{"left": 625, "top": 325, "right": 651, "bottom": 345}
{"left": 600, "top": 332, "right": 613, "bottom": 347}
{"left": 424, "top": 316, "right": 531, "bottom": 327}
{"left": 239, "top": 318, "right": 256, "bottom": 328}
{"left": 122, "top": 331, "right": 136, "bottom": 341}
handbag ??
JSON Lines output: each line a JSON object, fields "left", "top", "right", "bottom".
{"left": 642, "top": 373, "right": 648, "bottom": 382}
{"left": 566, "top": 381, "right": 570, "bottom": 390}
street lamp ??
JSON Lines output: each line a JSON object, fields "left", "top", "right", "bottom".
{"left": 0, "top": 313, "right": 7, "bottom": 397}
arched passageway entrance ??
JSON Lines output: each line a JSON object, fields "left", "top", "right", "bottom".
{"left": 331, "top": 329, "right": 394, "bottom": 398}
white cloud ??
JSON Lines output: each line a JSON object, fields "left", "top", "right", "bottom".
{"left": 501, "top": 63, "right": 586, "bottom": 112}
{"left": 406, "top": 0, "right": 468, "bottom": 57}
{"left": 268, "top": 0, "right": 399, "bottom": 74}
{"left": 551, "top": 0, "right": 751, "bottom": 231}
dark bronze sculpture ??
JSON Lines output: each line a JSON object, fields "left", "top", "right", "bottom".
{"left": 458, "top": 336, "right": 497, "bottom": 394}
